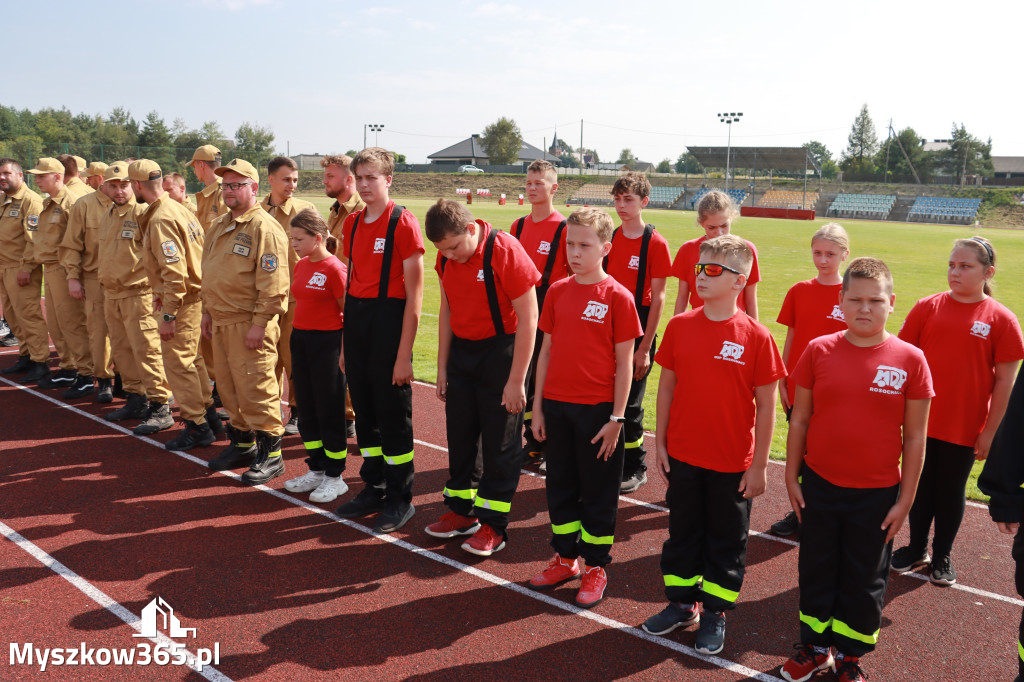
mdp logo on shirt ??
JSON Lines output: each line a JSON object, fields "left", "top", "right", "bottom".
{"left": 476, "top": 269, "right": 484, "bottom": 282}
{"left": 581, "top": 300, "right": 608, "bottom": 322}
{"left": 537, "top": 240, "right": 551, "bottom": 255}
{"left": 715, "top": 341, "right": 746, "bottom": 364}
{"left": 970, "top": 320, "right": 991, "bottom": 339}
{"left": 307, "top": 272, "right": 327, "bottom": 288}
{"left": 627, "top": 255, "right": 640, "bottom": 270}
{"left": 870, "top": 365, "right": 907, "bottom": 394}
{"left": 827, "top": 304, "right": 845, "bottom": 321}
{"left": 373, "top": 237, "right": 386, "bottom": 254}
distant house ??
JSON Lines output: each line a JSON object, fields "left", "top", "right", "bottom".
{"left": 428, "top": 134, "right": 550, "bottom": 167}
{"left": 292, "top": 154, "right": 325, "bottom": 171}
{"left": 992, "top": 156, "right": 1024, "bottom": 179}
{"left": 597, "top": 161, "right": 655, "bottom": 173}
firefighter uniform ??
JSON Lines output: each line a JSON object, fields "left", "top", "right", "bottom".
{"left": 0, "top": 181, "right": 48, "bottom": 366}
{"left": 65, "top": 175, "right": 93, "bottom": 200}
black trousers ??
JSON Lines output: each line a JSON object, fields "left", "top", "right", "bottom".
{"left": 443, "top": 334, "right": 522, "bottom": 535}
{"left": 908, "top": 437, "right": 976, "bottom": 559}
{"left": 661, "top": 460, "right": 751, "bottom": 612}
{"left": 343, "top": 296, "right": 414, "bottom": 504}
{"left": 522, "top": 327, "right": 545, "bottom": 441}
{"left": 543, "top": 399, "right": 624, "bottom": 567}
{"left": 1013, "top": 510, "right": 1024, "bottom": 677}
{"left": 798, "top": 464, "right": 898, "bottom": 658}
{"left": 290, "top": 328, "right": 348, "bottom": 477}
{"left": 623, "top": 305, "right": 654, "bottom": 477}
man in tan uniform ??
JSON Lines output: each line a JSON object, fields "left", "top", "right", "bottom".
{"left": 0, "top": 158, "right": 50, "bottom": 382}
{"left": 132, "top": 159, "right": 220, "bottom": 448}
{"left": 60, "top": 170, "right": 116, "bottom": 400}
{"left": 59, "top": 154, "right": 92, "bottom": 200}
{"left": 98, "top": 162, "right": 174, "bottom": 433}
{"left": 24, "top": 158, "right": 91, "bottom": 392}
{"left": 201, "top": 158, "right": 289, "bottom": 485}
{"left": 261, "top": 155, "right": 316, "bottom": 435}
{"left": 163, "top": 173, "right": 197, "bottom": 213}
{"left": 82, "top": 162, "right": 108, "bottom": 191}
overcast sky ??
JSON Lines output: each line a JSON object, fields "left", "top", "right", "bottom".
{"left": 5, "top": 0, "right": 1021, "bottom": 164}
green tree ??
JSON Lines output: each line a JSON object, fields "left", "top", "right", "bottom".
{"left": 656, "top": 158, "right": 672, "bottom": 173}
{"left": 391, "top": 151, "right": 407, "bottom": 164}
{"left": 874, "top": 127, "right": 932, "bottom": 182}
{"left": 840, "top": 104, "right": 878, "bottom": 172}
{"left": 820, "top": 159, "right": 840, "bottom": 180}
{"left": 936, "top": 123, "right": 994, "bottom": 185}
{"left": 138, "top": 111, "right": 172, "bottom": 148}
{"left": 802, "top": 141, "right": 832, "bottom": 168}
{"left": 480, "top": 117, "right": 523, "bottom": 165}
{"left": 616, "top": 148, "right": 635, "bottom": 169}
{"left": 199, "top": 121, "right": 229, "bottom": 147}
{"left": 345, "top": 149, "right": 358, "bottom": 157}
{"left": 675, "top": 151, "right": 703, "bottom": 174}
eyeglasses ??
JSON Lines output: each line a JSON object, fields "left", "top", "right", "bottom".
{"left": 222, "top": 181, "right": 252, "bottom": 191}
{"left": 694, "top": 262, "right": 741, "bottom": 277}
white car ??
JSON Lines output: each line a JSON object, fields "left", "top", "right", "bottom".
{"left": 458, "top": 164, "right": 485, "bottom": 173}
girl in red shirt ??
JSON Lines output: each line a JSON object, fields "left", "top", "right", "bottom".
{"left": 893, "top": 236, "right": 1024, "bottom": 586}
{"left": 281, "top": 208, "right": 351, "bottom": 504}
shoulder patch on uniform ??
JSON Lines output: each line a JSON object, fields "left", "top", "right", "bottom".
{"left": 161, "top": 240, "right": 179, "bottom": 258}
{"left": 27, "top": 214, "right": 38, "bottom": 227}
{"left": 231, "top": 243, "right": 251, "bottom": 257}
{"left": 260, "top": 254, "right": 278, "bottom": 272}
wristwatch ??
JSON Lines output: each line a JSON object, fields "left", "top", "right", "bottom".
{"left": 609, "top": 415, "right": 626, "bottom": 423}
{"left": 163, "top": 313, "right": 176, "bottom": 322}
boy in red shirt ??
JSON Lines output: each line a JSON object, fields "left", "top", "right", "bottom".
{"left": 643, "top": 235, "right": 785, "bottom": 656}
{"left": 606, "top": 172, "right": 672, "bottom": 493}
{"left": 423, "top": 199, "right": 540, "bottom": 555}
{"left": 780, "top": 257, "right": 932, "bottom": 682}
{"left": 510, "top": 159, "right": 570, "bottom": 464}
{"left": 333, "top": 148, "right": 425, "bottom": 533}
{"left": 526, "top": 207, "right": 642, "bottom": 608}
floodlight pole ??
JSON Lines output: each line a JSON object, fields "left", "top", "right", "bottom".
{"left": 365, "top": 124, "right": 384, "bottom": 149}
{"left": 718, "top": 112, "right": 742, "bottom": 191}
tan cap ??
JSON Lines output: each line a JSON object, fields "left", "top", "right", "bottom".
{"left": 72, "top": 156, "right": 87, "bottom": 172}
{"left": 128, "top": 159, "right": 162, "bottom": 182}
{"left": 83, "top": 162, "right": 109, "bottom": 178}
{"left": 215, "top": 158, "right": 259, "bottom": 183}
{"left": 104, "top": 162, "right": 131, "bottom": 182}
{"left": 185, "top": 144, "right": 221, "bottom": 167}
{"left": 27, "top": 158, "right": 64, "bottom": 175}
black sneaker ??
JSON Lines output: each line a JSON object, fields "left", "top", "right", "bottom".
{"left": 104, "top": 393, "right": 149, "bottom": 422}
{"left": 771, "top": 511, "right": 801, "bottom": 538}
{"left": 930, "top": 554, "right": 957, "bottom": 586}
{"left": 284, "top": 408, "right": 299, "bottom": 435}
{"left": 22, "top": 361, "right": 52, "bottom": 383}
{"left": 95, "top": 378, "right": 113, "bottom": 403}
{"left": 211, "top": 383, "right": 222, "bottom": 408}
{"left": 62, "top": 374, "right": 95, "bottom": 400}
{"left": 891, "top": 545, "right": 930, "bottom": 573}
{"left": 165, "top": 420, "right": 215, "bottom": 451}
{"left": 620, "top": 469, "right": 648, "bottom": 494}
{"left": 523, "top": 437, "right": 545, "bottom": 464}
{"left": 241, "top": 432, "right": 285, "bottom": 485}
{"left": 641, "top": 602, "right": 700, "bottom": 635}
{"left": 0, "top": 334, "right": 18, "bottom": 347}
{"left": 112, "top": 373, "right": 126, "bottom": 399}
{"left": 205, "top": 406, "right": 225, "bottom": 436}
{"left": 694, "top": 610, "right": 726, "bottom": 655}
{"left": 38, "top": 368, "right": 76, "bottom": 389}
{"left": 335, "top": 486, "right": 386, "bottom": 518}
{"left": 373, "top": 501, "right": 415, "bottom": 533}
{"left": 346, "top": 420, "right": 356, "bottom": 440}
{"left": 208, "top": 426, "right": 258, "bottom": 470}
{"left": 2, "top": 355, "right": 32, "bottom": 374}
{"left": 133, "top": 401, "right": 174, "bottom": 435}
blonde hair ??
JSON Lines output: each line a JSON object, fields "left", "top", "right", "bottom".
{"left": 699, "top": 234, "right": 752, "bottom": 276}
{"left": 953, "top": 236, "right": 996, "bottom": 296}
{"left": 697, "top": 190, "right": 738, "bottom": 224}
{"left": 527, "top": 159, "right": 557, "bottom": 182}
{"left": 321, "top": 154, "right": 353, "bottom": 170}
{"left": 812, "top": 222, "right": 850, "bottom": 253}
{"left": 351, "top": 147, "right": 395, "bottom": 176}
{"left": 567, "top": 207, "right": 614, "bottom": 242}
{"left": 842, "top": 257, "right": 893, "bottom": 295}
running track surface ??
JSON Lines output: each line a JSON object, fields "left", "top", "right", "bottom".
{"left": 0, "top": 353, "right": 1018, "bottom": 680}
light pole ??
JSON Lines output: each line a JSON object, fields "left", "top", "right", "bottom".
{"left": 718, "top": 112, "right": 742, "bottom": 190}
{"left": 364, "top": 123, "right": 385, "bottom": 149}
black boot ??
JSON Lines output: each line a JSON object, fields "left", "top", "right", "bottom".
{"left": 95, "top": 378, "right": 113, "bottom": 403}
{"left": 62, "top": 374, "right": 95, "bottom": 400}
{"left": 165, "top": 420, "right": 216, "bottom": 451}
{"left": 104, "top": 392, "right": 148, "bottom": 422}
{"left": 112, "top": 373, "right": 126, "bottom": 399}
{"left": 133, "top": 401, "right": 174, "bottom": 435}
{"left": 22, "top": 361, "right": 52, "bottom": 383}
{"left": 205, "top": 406, "right": 225, "bottom": 436}
{"left": 2, "top": 355, "right": 32, "bottom": 374}
{"left": 208, "top": 425, "right": 257, "bottom": 470}
{"left": 241, "top": 431, "right": 285, "bottom": 485}
{"left": 335, "top": 485, "right": 386, "bottom": 518}
{"left": 211, "top": 382, "right": 221, "bottom": 408}
{"left": 38, "top": 368, "right": 77, "bottom": 389}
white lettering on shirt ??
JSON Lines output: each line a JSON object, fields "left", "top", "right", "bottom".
{"left": 716, "top": 341, "right": 746, "bottom": 364}
{"left": 870, "top": 365, "right": 907, "bottom": 394}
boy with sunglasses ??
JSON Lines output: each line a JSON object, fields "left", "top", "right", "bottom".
{"left": 643, "top": 234, "right": 785, "bottom": 656}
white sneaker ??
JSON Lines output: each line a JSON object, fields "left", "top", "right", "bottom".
{"left": 284, "top": 470, "right": 324, "bottom": 493}
{"left": 309, "top": 476, "right": 349, "bottom": 503}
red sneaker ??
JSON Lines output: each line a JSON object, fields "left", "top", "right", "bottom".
{"left": 528, "top": 555, "right": 581, "bottom": 590}
{"left": 780, "top": 644, "right": 834, "bottom": 682}
{"left": 461, "top": 523, "right": 506, "bottom": 556}
{"left": 574, "top": 565, "right": 607, "bottom": 608}
{"left": 424, "top": 511, "right": 480, "bottom": 539}
{"left": 833, "top": 656, "right": 867, "bottom": 682}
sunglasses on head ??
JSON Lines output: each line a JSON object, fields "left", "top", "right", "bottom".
{"left": 694, "top": 262, "right": 741, "bottom": 277}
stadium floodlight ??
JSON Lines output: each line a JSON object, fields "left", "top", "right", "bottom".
{"left": 718, "top": 112, "right": 743, "bottom": 190}
{"left": 364, "top": 123, "right": 385, "bottom": 148}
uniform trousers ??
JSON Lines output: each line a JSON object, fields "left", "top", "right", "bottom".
{"left": 0, "top": 265, "right": 49, "bottom": 362}
{"left": 212, "top": 318, "right": 283, "bottom": 436}
{"left": 290, "top": 327, "right": 347, "bottom": 478}
{"left": 104, "top": 291, "right": 171, "bottom": 402}
{"left": 798, "top": 464, "right": 898, "bottom": 657}
{"left": 543, "top": 399, "right": 624, "bottom": 567}
{"left": 82, "top": 276, "right": 112, "bottom": 379}
{"left": 344, "top": 296, "right": 414, "bottom": 505}
{"left": 661, "top": 460, "right": 751, "bottom": 613}
{"left": 160, "top": 297, "right": 211, "bottom": 423}
{"left": 443, "top": 334, "right": 522, "bottom": 535}
{"left": 275, "top": 303, "right": 297, "bottom": 410}
{"left": 907, "top": 437, "right": 976, "bottom": 559}
{"left": 623, "top": 306, "right": 654, "bottom": 477}
{"left": 43, "top": 264, "right": 90, "bottom": 373}
{"left": 522, "top": 327, "right": 544, "bottom": 441}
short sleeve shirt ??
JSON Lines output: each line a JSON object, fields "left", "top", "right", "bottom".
{"left": 539, "top": 275, "right": 643, "bottom": 405}
{"left": 342, "top": 201, "right": 424, "bottom": 299}
{"left": 292, "top": 255, "right": 347, "bottom": 331}
{"left": 795, "top": 332, "right": 934, "bottom": 488}
{"left": 655, "top": 310, "right": 786, "bottom": 472}
{"left": 777, "top": 278, "right": 847, "bottom": 405}
{"left": 606, "top": 226, "right": 673, "bottom": 309}
{"left": 434, "top": 222, "right": 540, "bottom": 340}
{"left": 899, "top": 292, "right": 1024, "bottom": 446}
{"left": 510, "top": 210, "right": 569, "bottom": 285}
{"left": 671, "top": 235, "right": 760, "bottom": 312}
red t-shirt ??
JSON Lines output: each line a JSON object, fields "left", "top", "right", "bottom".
{"left": 777, "top": 278, "right": 847, "bottom": 406}
{"left": 795, "top": 332, "right": 934, "bottom": 488}
{"left": 655, "top": 310, "right": 786, "bottom": 472}
{"left": 292, "top": 255, "right": 347, "bottom": 331}
{"left": 434, "top": 222, "right": 541, "bottom": 341}
{"left": 899, "top": 292, "right": 1024, "bottom": 446}
{"left": 670, "top": 235, "right": 760, "bottom": 312}
{"left": 342, "top": 201, "right": 425, "bottom": 299}
{"left": 510, "top": 210, "right": 569, "bottom": 284}
{"left": 606, "top": 226, "right": 673, "bottom": 309}
{"left": 539, "top": 275, "right": 643, "bottom": 405}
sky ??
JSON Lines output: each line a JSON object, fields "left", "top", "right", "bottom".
{"left": 4, "top": 0, "right": 1022, "bottom": 165}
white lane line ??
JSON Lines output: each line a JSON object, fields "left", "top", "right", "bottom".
{"left": 0, "top": 520, "right": 231, "bottom": 681}
{"left": 3, "top": 378, "right": 780, "bottom": 680}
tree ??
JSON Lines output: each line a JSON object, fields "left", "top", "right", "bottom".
{"left": 616, "top": 148, "right": 636, "bottom": 169}
{"left": 480, "top": 117, "right": 523, "bottom": 165}
{"left": 656, "top": 158, "right": 672, "bottom": 174}
{"left": 199, "top": 121, "right": 228, "bottom": 147}
{"left": 390, "top": 151, "right": 407, "bottom": 164}
{"left": 803, "top": 141, "right": 832, "bottom": 168}
{"left": 138, "top": 111, "right": 172, "bottom": 148}
{"left": 577, "top": 147, "right": 600, "bottom": 167}
{"left": 840, "top": 104, "right": 878, "bottom": 173}
{"left": 874, "top": 126, "right": 932, "bottom": 183}
{"left": 936, "top": 123, "right": 994, "bottom": 185}
{"left": 675, "top": 151, "right": 703, "bottom": 174}
{"left": 235, "top": 122, "right": 274, "bottom": 151}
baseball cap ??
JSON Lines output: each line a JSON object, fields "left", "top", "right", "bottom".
{"left": 128, "top": 159, "right": 162, "bottom": 182}
{"left": 103, "top": 162, "right": 130, "bottom": 182}
{"left": 186, "top": 145, "right": 221, "bottom": 168}
{"left": 83, "top": 162, "right": 109, "bottom": 179}
{"left": 27, "top": 158, "right": 64, "bottom": 175}
{"left": 214, "top": 158, "right": 259, "bottom": 184}
{"left": 72, "top": 156, "right": 87, "bottom": 172}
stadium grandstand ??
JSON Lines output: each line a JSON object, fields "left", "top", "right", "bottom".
{"left": 826, "top": 193, "right": 897, "bottom": 219}
{"left": 649, "top": 186, "right": 684, "bottom": 207}
{"left": 760, "top": 189, "right": 819, "bottom": 210}
{"left": 687, "top": 187, "right": 747, "bottom": 209}
{"left": 568, "top": 183, "right": 615, "bottom": 206}
{"left": 907, "top": 196, "right": 982, "bottom": 224}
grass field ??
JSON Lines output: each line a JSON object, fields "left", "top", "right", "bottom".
{"left": 299, "top": 193, "right": 1024, "bottom": 502}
